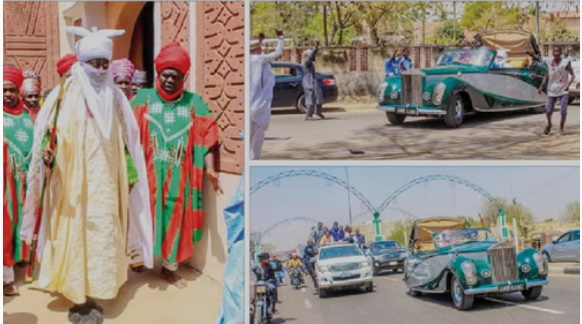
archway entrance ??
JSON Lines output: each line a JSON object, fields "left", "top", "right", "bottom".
{"left": 129, "top": 2, "right": 154, "bottom": 87}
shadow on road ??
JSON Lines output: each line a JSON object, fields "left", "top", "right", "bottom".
{"left": 408, "top": 290, "right": 551, "bottom": 313}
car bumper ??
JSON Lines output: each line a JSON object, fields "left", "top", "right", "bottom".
{"left": 324, "top": 86, "right": 339, "bottom": 103}
{"left": 464, "top": 278, "right": 548, "bottom": 295}
{"left": 377, "top": 104, "right": 446, "bottom": 116}
{"left": 373, "top": 259, "right": 405, "bottom": 270}
{"left": 317, "top": 267, "right": 373, "bottom": 289}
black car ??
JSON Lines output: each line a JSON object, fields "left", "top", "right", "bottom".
{"left": 271, "top": 62, "right": 338, "bottom": 113}
{"left": 365, "top": 240, "right": 406, "bottom": 275}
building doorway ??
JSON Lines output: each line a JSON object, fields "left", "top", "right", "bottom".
{"left": 129, "top": 2, "right": 154, "bottom": 87}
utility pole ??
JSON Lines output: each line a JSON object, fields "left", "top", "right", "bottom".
{"left": 345, "top": 167, "right": 353, "bottom": 225}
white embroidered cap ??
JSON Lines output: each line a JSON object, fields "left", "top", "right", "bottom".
{"left": 65, "top": 26, "right": 125, "bottom": 62}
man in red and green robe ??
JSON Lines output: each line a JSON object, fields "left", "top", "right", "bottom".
{"left": 3, "top": 64, "right": 34, "bottom": 296}
{"left": 131, "top": 42, "right": 220, "bottom": 288}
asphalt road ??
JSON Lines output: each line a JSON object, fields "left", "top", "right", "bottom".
{"left": 261, "top": 104, "right": 580, "bottom": 160}
{"left": 269, "top": 273, "right": 580, "bottom": 324}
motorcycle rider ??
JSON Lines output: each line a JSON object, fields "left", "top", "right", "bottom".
{"left": 271, "top": 256, "right": 284, "bottom": 286}
{"left": 303, "top": 240, "right": 319, "bottom": 292}
{"left": 288, "top": 254, "right": 306, "bottom": 287}
{"left": 251, "top": 253, "right": 279, "bottom": 315}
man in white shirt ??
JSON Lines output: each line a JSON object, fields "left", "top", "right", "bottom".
{"left": 538, "top": 45, "right": 575, "bottom": 135}
{"left": 249, "top": 30, "right": 285, "bottom": 159}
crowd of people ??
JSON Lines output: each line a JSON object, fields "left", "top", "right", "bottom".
{"left": 4, "top": 27, "right": 221, "bottom": 324}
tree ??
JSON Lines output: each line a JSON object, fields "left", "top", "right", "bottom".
{"left": 329, "top": 1, "right": 357, "bottom": 45}
{"left": 561, "top": 201, "right": 580, "bottom": 223}
{"left": 457, "top": 215, "right": 481, "bottom": 227}
{"left": 434, "top": 20, "right": 465, "bottom": 45}
{"left": 387, "top": 218, "right": 416, "bottom": 246}
{"left": 479, "top": 197, "right": 534, "bottom": 241}
{"left": 354, "top": 2, "right": 410, "bottom": 45}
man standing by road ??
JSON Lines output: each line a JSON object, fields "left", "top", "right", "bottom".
{"left": 303, "top": 240, "right": 319, "bottom": 292}
{"left": 538, "top": 45, "right": 575, "bottom": 135}
{"left": 329, "top": 221, "right": 342, "bottom": 241}
{"left": 132, "top": 41, "right": 221, "bottom": 287}
{"left": 21, "top": 27, "right": 153, "bottom": 323}
{"left": 303, "top": 41, "right": 325, "bottom": 120}
{"left": 249, "top": 30, "right": 285, "bottom": 159}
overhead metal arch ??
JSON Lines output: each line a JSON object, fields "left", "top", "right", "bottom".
{"left": 250, "top": 169, "right": 377, "bottom": 214}
{"left": 378, "top": 174, "right": 499, "bottom": 214}
{"left": 353, "top": 206, "right": 420, "bottom": 222}
{"left": 257, "top": 216, "right": 320, "bottom": 238}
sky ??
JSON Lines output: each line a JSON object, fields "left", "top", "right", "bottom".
{"left": 250, "top": 166, "right": 579, "bottom": 250}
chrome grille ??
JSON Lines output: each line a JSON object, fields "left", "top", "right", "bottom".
{"left": 488, "top": 244, "right": 518, "bottom": 282}
{"left": 400, "top": 71, "right": 424, "bottom": 106}
{"left": 332, "top": 274, "right": 360, "bottom": 281}
{"left": 329, "top": 262, "right": 361, "bottom": 272}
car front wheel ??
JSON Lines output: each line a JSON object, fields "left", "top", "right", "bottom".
{"left": 522, "top": 286, "right": 543, "bottom": 301}
{"left": 444, "top": 93, "right": 465, "bottom": 128}
{"left": 318, "top": 288, "right": 327, "bottom": 298}
{"left": 386, "top": 112, "right": 406, "bottom": 125}
{"left": 296, "top": 94, "right": 307, "bottom": 114}
{"left": 409, "top": 288, "right": 422, "bottom": 297}
{"left": 450, "top": 276, "right": 475, "bottom": 310}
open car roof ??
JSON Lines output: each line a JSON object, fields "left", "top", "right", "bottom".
{"left": 409, "top": 217, "right": 468, "bottom": 250}
{"left": 478, "top": 30, "right": 541, "bottom": 67}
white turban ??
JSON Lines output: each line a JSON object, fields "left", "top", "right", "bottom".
{"left": 65, "top": 26, "right": 125, "bottom": 62}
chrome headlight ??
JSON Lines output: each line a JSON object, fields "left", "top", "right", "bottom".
{"left": 432, "top": 82, "right": 446, "bottom": 105}
{"left": 533, "top": 252, "right": 548, "bottom": 275}
{"left": 480, "top": 269, "right": 492, "bottom": 278}
{"left": 390, "top": 91, "right": 399, "bottom": 99}
{"left": 521, "top": 264, "right": 531, "bottom": 274}
{"left": 422, "top": 92, "right": 431, "bottom": 101}
{"left": 461, "top": 261, "right": 478, "bottom": 286}
{"left": 377, "top": 82, "right": 388, "bottom": 103}
{"left": 319, "top": 265, "right": 330, "bottom": 272}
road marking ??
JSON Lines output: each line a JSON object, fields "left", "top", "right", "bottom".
{"left": 304, "top": 299, "right": 312, "bottom": 309}
{"left": 483, "top": 297, "right": 565, "bottom": 315}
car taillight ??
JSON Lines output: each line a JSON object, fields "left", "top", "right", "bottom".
{"left": 322, "top": 78, "right": 336, "bottom": 85}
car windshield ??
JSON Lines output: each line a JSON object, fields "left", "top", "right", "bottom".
{"left": 319, "top": 245, "right": 362, "bottom": 260}
{"left": 370, "top": 241, "right": 398, "bottom": 252}
{"left": 436, "top": 47, "right": 494, "bottom": 67}
{"left": 432, "top": 228, "right": 496, "bottom": 248}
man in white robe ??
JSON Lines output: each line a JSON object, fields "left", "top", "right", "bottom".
{"left": 21, "top": 27, "right": 153, "bottom": 324}
{"left": 249, "top": 30, "right": 285, "bottom": 160}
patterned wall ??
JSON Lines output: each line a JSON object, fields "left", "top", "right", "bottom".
{"left": 3, "top": 2, "right": 60, "bottom": 88}
{"left": 160, "top": 1, "right": 190, "bottom": 49}
{"left": 196, "top": 1, "right": 244, "bottom": 175}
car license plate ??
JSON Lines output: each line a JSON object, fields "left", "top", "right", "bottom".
{"left": 389, "top": 261, "right": 398, "bottom": 265}
{"left": 499, "top": 284, "right": 524, "bottom": 292}
{"left": 396, "top": 108, "right": 406, "bottom": 114}
{"left": 340, "top": 272, "right": 352, "bottom": 278}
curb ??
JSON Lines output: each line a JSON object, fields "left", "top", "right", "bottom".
{"left": 548, "top": 263, "right": 580, "bottom": 275}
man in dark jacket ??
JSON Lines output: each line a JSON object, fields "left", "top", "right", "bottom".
{"left": 251, "top": 253, "right": 279, "bottom": 314}
{"left": 302, "top": 41, "right": 325, "bottom": 120}
{"left": 303, "top": 240, "right": 319, "bottom": 291}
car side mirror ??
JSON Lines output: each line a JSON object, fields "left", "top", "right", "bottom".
{"left": 552, "top": 240, "right": 557, "bottom": 244}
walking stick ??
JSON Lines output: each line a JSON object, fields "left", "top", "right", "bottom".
{"left": 24, "top": 77, "right": 67, "bottom": 282}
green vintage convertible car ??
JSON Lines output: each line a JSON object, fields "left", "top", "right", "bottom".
{"left": 404, "top": 218, "right": 549, "bottom": 310}
{"left": 378, "top": 30, "right": 547, "bottom": 128}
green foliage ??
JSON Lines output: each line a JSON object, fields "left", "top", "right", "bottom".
{"left": 546, "top": 20, "right": 578, "bottom": 42}
{"left": 434, "top": 20, "right": 465, "bottom": 45}
{"left": 388, "top": 218, "right": 416, "bottom": 246}
{"left": 457, "top": 215, "right": 481, "bottom": 227}
{"left": 479, "top": 197, "right": 534, "bottom": 241}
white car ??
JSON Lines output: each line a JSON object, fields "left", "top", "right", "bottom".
{"left": 316, "top": 243, "right": 373, "bottom": 298}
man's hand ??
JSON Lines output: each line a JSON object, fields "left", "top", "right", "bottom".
{"left": 276, "top": 29, "right": 284, "bottom": 37}
{"left": 207, "top": 169, "right": 223, "bottom": 195}
{"left": 42, "top": 148, "right": 54, "bottom": 167}
{"left": 258, "top": 32, "right": 266, "bottom": 42}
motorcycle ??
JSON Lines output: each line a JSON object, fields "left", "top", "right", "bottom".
{"left": 252, "top": 280, "right": 271, "bottom": 324}
{"left": 291, "top": 267, "right": 302, "bottom": 289}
